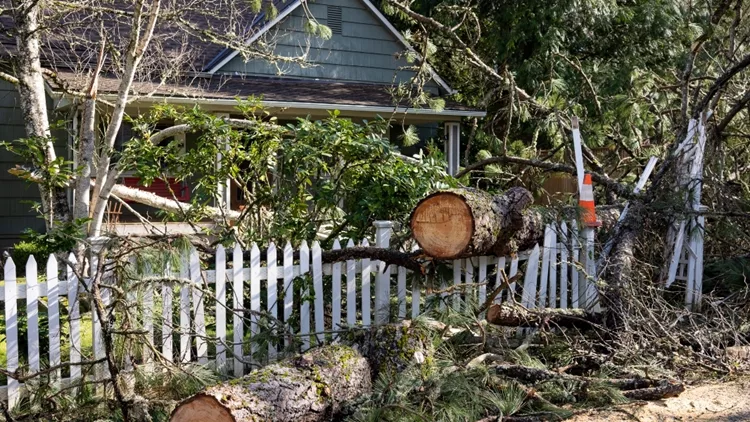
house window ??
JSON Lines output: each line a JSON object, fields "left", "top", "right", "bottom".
{"left": 327, "top": 5, "right": 343, "bottom": 35}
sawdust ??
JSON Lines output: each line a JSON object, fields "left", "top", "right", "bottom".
{"left": 566, "top": 379, "right": 750, "bottom": 421}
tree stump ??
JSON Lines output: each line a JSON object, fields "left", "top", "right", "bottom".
{"left": 410, "top": 187, "right": 543, "bottom": 259}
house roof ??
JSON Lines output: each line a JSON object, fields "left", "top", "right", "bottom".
{"left": 203, "top": 0, "right": 456, "bottom": 94}
{"left": 2, "top": 1, "right": 483, "bottom": 116}
{"left": 48, "top": 71, "right": 483, "bottom": 116}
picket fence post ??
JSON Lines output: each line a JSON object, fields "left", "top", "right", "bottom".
{"left": 67, "top": 253, "right": 82, "bottom": 387}
{"left": 331, "top": 240, "right": 342, "bottom": 337}
{"left": 361, "top": 238, "right": 371, "bottom": 326}
{"left": 179, "top": 248, "right": 191, "bottom": 364}
{"left": 312, "top": 241, "right": 324, "bottom": 344}
{"left": 27, "top": 255, "right": 40, "bottom": 374}
{"left": 283, "top": 241, "right": 294, "bottom": 348}
{"left": 300, "top": 240, "right": 311, "bottom": 350}
{"left": 47, "top": 254, "right": 61, "bottom": 387}
{"left": 559, "top": 223, "right": 569, "bottom": 309}
{"left": 267, "top": 242, "right": 278, "bottom": 359}
{"left": 215, "top": 245, "right": 227, "bottom": 373}
{"left": 250, "top": 243, "right": 261, "bottom": 359}
{"left": 233, "top": 243, "right": 244, "bottom": 376}
{"left": 4, "top": 257, "right": 19, "bottom": 408}
{"left": 346, "top": 239, "right": 357, "bottom": 327}
{"left": 374, "top": 221, "right": 392, "bottom": 325}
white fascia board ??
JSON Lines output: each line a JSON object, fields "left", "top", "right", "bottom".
{"left": 359, "top": 0, "right": 456, "bottom": 95}
{"left": 205, "top": 0, "right": 304, "bottom": 74}
{"left": 112, "top": 95, "right": 486, "bottom": 117}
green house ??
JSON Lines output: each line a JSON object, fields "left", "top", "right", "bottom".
{"left": 0, "top": 0, "right": 483, "bottom": 246}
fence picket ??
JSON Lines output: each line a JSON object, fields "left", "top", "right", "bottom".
{"left": 548, "top": 229, "right": 558, "bottom": 308}
{"left": 191, "top": 248, "right": 208, "bottom": 365}
{"left": 411, "top": 244, "right": 420, "bottom": 319}
{"left": 179, "top": 250, "right": 191, "bottom": 363}
{"left": 560, "top": 223, "right": 569, "bottom": 309}
{"left": 143, "top": 263, "right": 154, "bottom": 363}
{"left": 583, "top": 228, "right": 600, "bottom": 312}
{"left": 453, "top": 259, "right": 462, "bottom": 310}
{"left": 332, "top": 240, "right": 342, "bottom": 336}
{"left": 571, "top": 220, "right": 580, "bottom": 308}
{"left": 397, "top": 262, "right": 406, "bottom": 320}
{"left": 4, "top": 258, "right": 19, "bottom": 408}
{"left": 27, "top": 256, "right": 40, "bottom": 374}
{"left": 162, "top": 261, "right": 174, "bottom": 363}
{"left": 232, "top": 243, "right": 244, "bottom": 376}
{"left": 300, "top": 241, "right": 311, "bottom": 350}
{"left": 495, "top": 257, "right": 506, "bottom": 304}
{"left": 346, "top": 239, "right": 356, "bottom": 327}
{"left": 283, "top": 242, "right": 294, "bottom": 348}
{"left": 508, "top": 257, "right": 519, "bottom": 302}
{"left": 521, "top": 245, "right": 541, "bottom": 309}
{"left": 47, "top": 255, "right": 61, "bottom": 387}
{"left": 215, "top": 245, "right": 227, "bottom": 372}
{"left": 267, "top": 242, "right": 278, "bottom": 359}
{"left": 478, "top": 256, "right": 488, "bottom": 307}
{"left": 67, "top": 254, "right": 81, "bottom": 385}
{"left": 312, "top": 242, "right": 324, "bottom": 343}
{"left": 466, "top": 258, "right": 474, "bottom": 306}
{"left": 538, "top": 226, "right": 552, "bottom": 307}
{"left": 361, "top": 239, "right": 371, "bottom": 326}
{"left": 250, "top": 243, "right": 261, "bottom": 359}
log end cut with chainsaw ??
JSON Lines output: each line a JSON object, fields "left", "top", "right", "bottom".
{"left": 410, "top": 187, "right": 543, "bottom": 259}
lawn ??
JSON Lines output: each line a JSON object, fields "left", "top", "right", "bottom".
{"left": 0, "top": 298, "right": 94, "bottom": 383}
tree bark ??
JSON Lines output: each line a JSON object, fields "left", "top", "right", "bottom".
{"left": 110, "top": 184, "right": 241, "bottom": 220}
{"left": 170, "top": 345, "right": 371, "bottom": 422}
{"left": 410, "top": 187, "right": 543, "bottom": 259}
{"left": 10, "top": 0, "right": 71, "bottom": 230}
{"left": 486, "top": 304, "right": 602, "bottom": 329}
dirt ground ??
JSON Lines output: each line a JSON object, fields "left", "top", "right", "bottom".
{"left": 567, "top": 379, "right": 750, "bottom": 421}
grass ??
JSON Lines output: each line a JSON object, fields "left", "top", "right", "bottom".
{"left": 0, "top": 302, "right": 94, "bottom": 383}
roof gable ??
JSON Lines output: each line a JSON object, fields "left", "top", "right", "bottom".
{"left": 206, "top": 0, "right": 453, "bottom": 93}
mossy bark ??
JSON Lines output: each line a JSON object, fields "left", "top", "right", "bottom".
{"left": 170, "top": 345, "right": 371, "bottom": 422}
{"left": 356, "top": 320, "right": 433, "bottom": 380}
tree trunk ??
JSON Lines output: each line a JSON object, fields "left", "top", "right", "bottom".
{"left": 169, "top": 345, "right": 371, "bottom": 422}
{"left": 410, "top": 187, "right": 543, "bottom": 259}
{"left": 11, "top": 0, "right": 71, "bottom": 230}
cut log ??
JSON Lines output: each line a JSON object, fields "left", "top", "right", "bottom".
{"left": 410, "top": 187, "right": 543, "bottom": 259}
{"left": 169, "top": 345, "right": 371, "bottom": 422}
{"left": 486, "top": 303, "right": 603, "bottom": 329}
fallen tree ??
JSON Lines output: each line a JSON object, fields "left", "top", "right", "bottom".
{"left": 170, "top": 345, "right": 371, "bottom": 422}
{"left": 410, "top": 186, "right": 544, "bottom": 259}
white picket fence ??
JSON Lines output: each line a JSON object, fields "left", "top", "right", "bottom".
{"left": 0, "top": 220, "right": 598, "bottom": 408}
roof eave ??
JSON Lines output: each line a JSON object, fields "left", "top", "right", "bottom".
{"left": 93, "top": 93, "right": 486, "bottom": 117}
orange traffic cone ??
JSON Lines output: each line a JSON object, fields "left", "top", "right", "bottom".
{"left": 580, "top": 173, "right": 601, "bottom": 227}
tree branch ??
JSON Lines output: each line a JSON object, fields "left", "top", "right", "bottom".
{"left": 455, "top": 155, "right": 633, "bottom": 198}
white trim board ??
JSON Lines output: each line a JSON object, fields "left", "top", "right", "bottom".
{"left": 101, "top": 94, "right": 486, "bottom": 117}
{"left": 205, "top": 0, "right": 455, "bottom": 94}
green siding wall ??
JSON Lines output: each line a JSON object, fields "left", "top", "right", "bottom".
{"left": 0, "top": 80, "right": 67, "bottom": 249}
{"left": 218, "top": 0, "right": 439, "bottom": 92}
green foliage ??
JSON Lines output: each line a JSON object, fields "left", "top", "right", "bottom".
{"left": 121, "top": 103, "right": 452, "bottom": 245}
{"left": 135, "top": 363, "right": 218, "bottom": 401}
